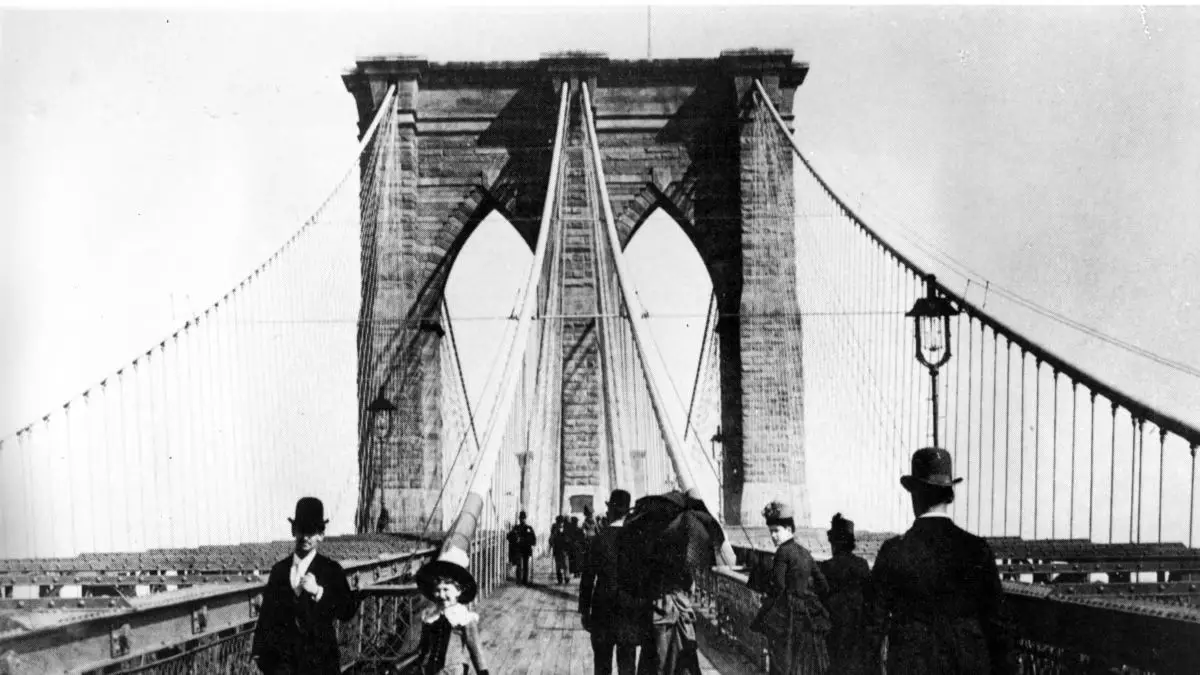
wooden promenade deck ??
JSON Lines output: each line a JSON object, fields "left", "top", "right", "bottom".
{"left": 475, "top": 559, "right": 759, "bottom": 674}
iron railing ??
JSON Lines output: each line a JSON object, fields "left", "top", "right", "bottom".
{"left": 0, "top": 534, "right": 507, "bottom": 675}
{"left": 690, "top": 544, "right": 1200, "bottom": 674}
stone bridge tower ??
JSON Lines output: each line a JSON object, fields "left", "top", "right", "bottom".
{"left": 344, "top": 50, "right": 810, "bottom": 530}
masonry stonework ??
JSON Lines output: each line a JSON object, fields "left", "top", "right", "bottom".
{"left": 345, "top": 50, "right": 810, "bottom": 528}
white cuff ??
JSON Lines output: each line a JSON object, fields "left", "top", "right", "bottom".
{"left": 313, "top": 586, "right": 324, "bottom": 602}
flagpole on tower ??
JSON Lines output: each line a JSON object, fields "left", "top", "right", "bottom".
{"left": 647, "top": 6, "right": 652, "bottom": 58}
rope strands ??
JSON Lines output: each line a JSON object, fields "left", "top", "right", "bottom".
{"left": 0, "top": 84, "right": 396, "bottom": 558}
{"left": 753, "top": 77, "right": 1200, "bottom": 545}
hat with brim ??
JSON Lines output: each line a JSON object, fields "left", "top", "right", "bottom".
{"left": 415, "top": 546, "right": 478, "bottom": 605}
{"left": 900, "top": 447, "right": 963, "bottom": 491}
{"left": 288, "top": 497, "right": 330, "bottom": 533}
{"left": 606, "top": 489, "right": 631, "bottom": 512}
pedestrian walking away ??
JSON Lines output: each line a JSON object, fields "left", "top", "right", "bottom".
{"left": 579, "top": 489, "right": 643, "bottom": 675}
{"left": 872, "top": 447, "right": 1015, "bottom": 675}
{"left": 507, "top": 512, "right": 536, "bottom": 585}
{"left": 817, "top": 513, "right": 879, "bottom": 675}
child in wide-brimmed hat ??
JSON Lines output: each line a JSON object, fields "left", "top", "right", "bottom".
{"left": 413, "top": 549, "right": 489, "bottom": 675}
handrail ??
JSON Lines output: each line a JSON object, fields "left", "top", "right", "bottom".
{"left": 752, "top": 78, "right": 1200, "bottom": 445}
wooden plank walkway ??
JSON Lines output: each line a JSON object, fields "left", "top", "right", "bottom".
{"left": 474, "top": 558, "right": 759, "bottom": 674}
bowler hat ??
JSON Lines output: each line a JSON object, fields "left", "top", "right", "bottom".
{"left": 606, "top": 489, "right": 631, "bottom": 512}
{"left": 415, "top": 546, "right": 478, "bottom": 604}
{"left": 289, "top": 497, "right": 329, "bottom": 533}
{"left": 900, "top": 447, "right": 964, "bottom": 490}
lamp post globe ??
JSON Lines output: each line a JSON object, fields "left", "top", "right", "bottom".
{"left": 906, "top": 275, "right": 960, "bottom": 447}
{"left": 367, "top": 393, "right": 397, "bottom": 442}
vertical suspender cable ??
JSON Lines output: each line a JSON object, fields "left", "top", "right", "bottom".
{"left": 583, "top": 83, "right": 734, "bottom": 568}
{"left": 1051, "top": 371, "right": 1058, "bottom": 538}
{"left": 976, "top": 326, "right": 986, "bottom": 533}
{"left": 1019, "top": 352, "right": 1026, "bottom": 536}
{"left": 1033, "top": 360, "right": 1041, "bottom": 539}
{"left": 1108, "top": 403, "right": 1118, "bottom": 543}
{"left": 439, "top": 82, "right": 568, "bottom": 561}
{"left": 1004, "top": 340, "right": 1012, "bottom": 535}
{"left": 1069, "top": 382, "right": 1077, "bottom": 538}
{"left": 1190, "top": 444, "right": 1197, "bottom": 547}
{"left": 1088, "top": 392, "right": 1096, "bottom": 541}
{"left": 1135, "top": 419, "right": 1145, "bottom": 543}
{"left": 965, "top": 318, "right": 974, "bottom": 526}
{"left": 990, "top": 334, "right": 998, "bottom": 534}
{"left": 1158, "top": 428, "right": 1166, "bottom": 543}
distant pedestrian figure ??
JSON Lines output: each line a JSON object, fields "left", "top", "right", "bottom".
{"left": 872, "top": 447, "right": 1014, "bottom": 674}
{"left": 565, "top": 516, "right": 583, "bottom": 577}
{"left": 580, "top": 489, "right": 642, "bottom": 675}
{"left": 251, "top": 497, "right": 358, "bottom": 674}
{"left": 582, "top": 504, "right": 601, "bottom": 541}
{"left": 507, "top": 512, "right": 535, "bottom": 585}
{"left": 818, "top": 513, "right": 878, "bottom": 675}
{"left": 750, "top": 501, "right": 830, "bottom": 675}
{"left": 412, "top": 548, "right": 490, "bottom": 675}
{"left": 551, "top": 515, "right": 571, "bottom": 584}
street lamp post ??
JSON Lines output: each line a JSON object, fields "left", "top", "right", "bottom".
{"left": 710, "top": 427, "right": 725, "bottom": 520}
{"left": 906, "top": 275, "right": 960, "bottom": 448}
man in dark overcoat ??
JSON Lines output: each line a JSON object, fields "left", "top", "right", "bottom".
{"left": 507, "top": 511, "right": 536, "bottom": 584}
{"left": 252, "top": 497, "right": 358, "bottom": 674}
{"left": 579, "top": 489, "right": 641, "bottom": 675}
{"left": 872, "top": 448, "right": 1014, "bottom": 675}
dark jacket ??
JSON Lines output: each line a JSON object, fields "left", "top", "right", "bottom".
{"left": 507, "top": 523, "right": 535, "bottom": 558}
{"left": 579, "top": 523, "right": 644, "bottom": 645}
{"left": 872, "top": 517, "right": 1013, "bottom": 675}
{"left": 770, "top": 538, "right": 830, "bottom": 600}
{"left": 819, "top": 552, "right": 878, "bottom": 675}
{"left": 414, "top": 605, "right": 488, "bottom": 674}
{"left": 252, "top": 552, "right": 358, "bottom": 674}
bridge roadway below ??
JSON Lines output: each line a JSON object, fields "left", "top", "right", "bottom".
{"left": 477, "top": 557, "right": 758, "bottom": 674}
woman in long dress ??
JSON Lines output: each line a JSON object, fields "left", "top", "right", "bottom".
{"left": 757, "top": 501, "right": 831, "bottom": 675}
{"left": 818, "top": 513, "right": 879, "bottom": 675}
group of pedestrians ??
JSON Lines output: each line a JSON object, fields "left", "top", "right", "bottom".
{"left": 248, "top": 446, "right": 1012, "bottom": 674}
{"left": 548, "top": 507, "right": 602, "bottom": 584}
{"left": 749, "top": 447, "right": 1014, "bottom": 675}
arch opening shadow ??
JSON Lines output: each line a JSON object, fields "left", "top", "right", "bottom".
{"left": 624, "top": 207, "right": 718, "bottom": 447}
{"left": 443, "top": 210, "right": 534, "bottom": 417}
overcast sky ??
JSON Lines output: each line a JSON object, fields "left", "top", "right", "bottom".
{"left": 3, "top": 5, "right": 1199, "bottom": 451}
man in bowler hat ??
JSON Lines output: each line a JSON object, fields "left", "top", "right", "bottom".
{"left": 579, "top": 489, "right": 641, "bottom": 675}
{"left": 506, "top": 511, "right": 536, "bottom": 585}
{"left": 252, "top": 497, "right": 358, "bottom": 674}
{"left": 872, "top": 448, "right": 1013, "bottom": 674}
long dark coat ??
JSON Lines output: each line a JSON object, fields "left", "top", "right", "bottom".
{"left": 579, "top": 523, "right": 645, "bottom": 646}
{"left": 818, "top": 552, "right": 878, "bottom": 675}
{"left": 252, "top": 553, "right": 358, "bottom": 674}
{"left": 764, "top": 538, "right": 831, "bottom": 675}
{"left": 872, "top": 517, "right": 1013, "bottom": 675}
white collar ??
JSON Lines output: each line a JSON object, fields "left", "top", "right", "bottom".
{"left": 918, "top": 511, "right": 953, "bottom": 520}
{"left": 422, "top": 603, "right": 478, "bottom": 626}
{"left": 293, "top": 548, "right": 318, "bottom": 566}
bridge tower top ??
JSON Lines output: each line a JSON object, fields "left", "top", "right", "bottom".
{"left": 343, "top": 49, "right": 809, "bottom": 134}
